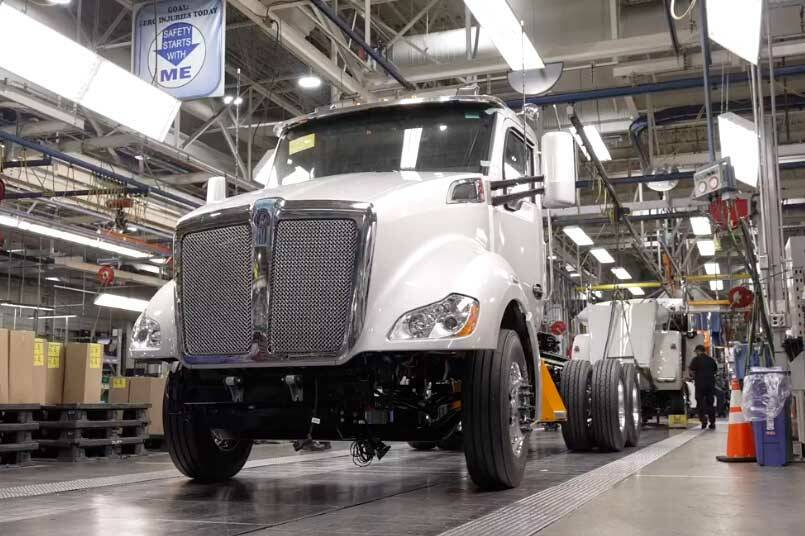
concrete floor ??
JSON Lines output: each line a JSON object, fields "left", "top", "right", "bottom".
{"left": 0, "top": 425, "right": 802, "bottom": 535}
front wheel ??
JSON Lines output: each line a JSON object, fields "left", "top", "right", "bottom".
{"left": 165, "top": 369, "right": 253, "bottom": 482}
{"left": 464, "top": 329, "right": 532, "bottom": 490}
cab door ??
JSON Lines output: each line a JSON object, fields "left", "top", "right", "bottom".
{"left": 490, "top": 119, "right": 545, "bottom": 323}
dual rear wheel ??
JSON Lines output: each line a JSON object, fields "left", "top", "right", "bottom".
{"left": 561, "top": 359, "right": 641, "bottom": 452}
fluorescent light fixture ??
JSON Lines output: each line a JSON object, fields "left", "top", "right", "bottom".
{"left": 565, "top": 264, "right": 575, "bottom": 272}
{"left": 710, "top": 280, "right": 725, "bottom": 291}
{"left": 697, "top": 239, "right": 716, "bottom": 257}
{"left": 400, "top": 128, "right": 423, "bottom": 170}
{"left": 628, "top": 287, "right": 646, "bottom": 297}
{"left": 1, "top": 302, "right": 53, "bottom": 311}
{"left": 28, "top": 314, "right": 77, "bottom": 320}
{"left": 570, "top": 273, "right": 581, "bottom": 278}
{"left": 718, "top": 112, "right": 760, "bottom": 187}
{"left": 439, "top": 124, "right": 448, "bottom": 132}
{"left": 298, "top": 75, "right": 322, "bottom": 89}
{"left": 690, "top": 216, "right": 712, "bottom": 236}
{"left": 0, "top": 4, "right": 180, "bottom": 141}
{"left": 463, "top": 0, "right": 544, "bottom": 71}
{"left": 590, "top": 248, "right": 615, "bottom": 264}
{"left": 132, "top": 263, "right": 161, "bottom": 275}
{"left": 223, "top": 95, "right": 234, "bottom": 104}
{"left": 94, "top": 293, "right": 149, "bottom": 313}
{"left": 707, "top": 0, "right": 762, "bottom": 65}
{"left": 704, "top": 262, "right": 721, "bottom": 275}
{"left": 611, "top": 267, "right": 632, "bottom": 280}
{"left": 0, "top": 214, "right": 150, "bottom": 258}
{"left": 45, "top": 276, "right": 60, "bottom": 282}
{"left": 562, "top": 226, "right": 594, "bottom": 246}
{"left": 233, "top": 96, "right": 244, "bottom": 106}
{"left": 569, "top": 126, "right": 612, "bottom": 162}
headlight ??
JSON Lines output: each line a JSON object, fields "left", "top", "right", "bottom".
{"left": 389, "top": 294, "right": 480, "bottom": 340}
{"left": 132, "top": 314, "right": 161, "bottom": 349}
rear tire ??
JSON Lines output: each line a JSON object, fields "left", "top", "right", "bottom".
{"left": 623, "top": 364, "right": 641, "bottom": 447}
{"left": 165, "top": 369, "right": 253, "bottom": 482}
{"left": 591, "top": 360, "right": 627, "bottom": 451}
{"left": 407, "top": 442, "right": 437, "bottom": 450}
{"left": 464, "top": 329, "right": 531, "bottom": 490}
{"left": 560, "top": 360, "right": 594, "bottom": 451}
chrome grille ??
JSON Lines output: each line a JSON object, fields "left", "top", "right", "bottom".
{"left": 181, "top": 225, "right": 254, "bottom": 355}
{"left": 269, "top": 219, "right": 359, "bottom": 354}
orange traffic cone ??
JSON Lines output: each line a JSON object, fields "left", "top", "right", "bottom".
{"left": 716, "top": 379, "right": 757, "bottom": 463}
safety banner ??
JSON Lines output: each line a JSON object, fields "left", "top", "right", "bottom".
{"left": 132, "top": 0, "right": 225, "bottom": 100}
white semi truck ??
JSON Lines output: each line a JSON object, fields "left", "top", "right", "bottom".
{"left": 130, "top": 95, "right": 641, "bottom": 490}
{"left": 570, "top": 299, "right": 706, "bottom": 425}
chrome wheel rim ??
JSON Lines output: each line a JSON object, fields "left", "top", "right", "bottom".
{"left": 617, "top": 380, "right": 626, "bottom": 433}
{"left": 632, "top": 385, "right": 640, "bottom": 429}
{"left": 508, "top": 362, "right": 527, "bottom": 457}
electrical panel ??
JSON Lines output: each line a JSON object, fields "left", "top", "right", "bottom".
{"left": 692, "top": 158, "right": 737, "bottom": 199}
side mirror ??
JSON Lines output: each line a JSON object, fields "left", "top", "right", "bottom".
{"left": 206, "top": 176, "right": 227, "bottom": 204}
{"left": 541, "top": 131, "right": 577, "bottom": 208}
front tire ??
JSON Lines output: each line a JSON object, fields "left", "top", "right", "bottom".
{"left": 464, "top": 329, "right": 531, "bottom": 490}
{"left": 591, "top": 360, "right": 627, "bottom": 452}
{"left": 165, "top": 369, "right": 253, "bottom": 482}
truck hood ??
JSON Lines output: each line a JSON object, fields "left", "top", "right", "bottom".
{"left": 179, "top": 171, "right": 480, "bottom": 223}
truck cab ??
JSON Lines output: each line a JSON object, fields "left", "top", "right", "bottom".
{"left": 131, "top": 95, "right": 575, "bottom": 490}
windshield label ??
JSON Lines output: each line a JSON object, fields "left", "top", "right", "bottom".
{"left": 289, "top": 133, "right": 316, "bottom": 155}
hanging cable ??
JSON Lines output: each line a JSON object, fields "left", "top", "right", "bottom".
{"left": 670, "top": 0, "right": 698, "bottom": 20}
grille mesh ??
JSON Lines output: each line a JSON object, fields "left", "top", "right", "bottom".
{"left": 270, "top": 219, "right": 359, "bottom": 354}
{"left": 181, "top": 225, "right": 254, "bottom": 355}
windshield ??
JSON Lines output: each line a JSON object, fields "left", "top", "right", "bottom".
{"left": 266, "top": 103, "right": 496, "bottom": 188}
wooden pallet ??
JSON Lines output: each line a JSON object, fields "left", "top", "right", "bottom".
{"left": 35, "top": 403, "right": 150, "bottom": 461}
{"left": 0, "top": 404, "right": 40, "bottom": 466}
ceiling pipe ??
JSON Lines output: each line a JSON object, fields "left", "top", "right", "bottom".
{"left": 308, "top": 0, "right": 416, "bottom": 90}
{"left": 0, "top": 130, "right": 202, "bottom": 209}
{"left": 508, "top": 63, "right": 805, "bottom": 108}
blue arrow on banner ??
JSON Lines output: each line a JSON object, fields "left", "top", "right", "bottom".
{"left": 157, "top": 23, "right": 198, "bottom": 66}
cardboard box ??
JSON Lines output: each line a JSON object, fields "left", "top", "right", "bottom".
{"left": 0, "top": 329, "right": 8, "bottom": 404}
{"left": 108, "top": 376, "right": 130, "bottom": 403}
{"left": 45, "top": 341, "right": 65, "bottom": 404}
{"left": 63, "top": 343, "right": 103, "bottom": 404}
{"left": 129, "top": 377, "right": 167, "bottom": 435}
{"left": 32, "top": 338, "right": 47, "bottom": 403}
{"left": 8, "top": 330, "right": 35, "bottom": 403}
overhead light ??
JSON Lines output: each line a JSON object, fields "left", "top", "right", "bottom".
{"left": 704, "top": 262, "right": 721, "bottom": 275}
{"left": 690, "top": 216, "right": 712, "bottom": 236}
{"left": 463, "top": 0, "right": 544, "bottom": 70}
{"left": 149, "top": 257, "right": 169, "bottom": 265}
{"left": 570, "top": 273, "right": 581, "bottom": 278}
{"left": 562, "top": 226, "right": 594, "bottom": 246}
{"left": 0, "top": 4, "right": 179, "bottom": 140}
{"left": 718, "top": 112, "right": 760, "bottom": 187}
{"left": 223, "top": 95, "right": 235, "bottom": 105}
{"left": 49, "top": 0, "right": 72, "bottom": 4}
{"left": 710, "top": 280, "right": 725, "bottom": 291}
{"left": 400, "top": 128, "right": 423, "bottom": 169}
{"left": 569, "top": 126, "right": 612, "bottom": 162}
{"left": 45, "top": 276, "right": 60, "bottom": 282}
{"left": 628, "top": 287, "right": 646, "bottom": 297}
{"left": 1, "top": 302, "right": 53, "bottom": 312}
{"left": 590, "top": 248, "right": 615, "bottom": 264}
{"left": 707, "top": 0, "right": 762, "bottom": 65}
{"left": 697, "top": 239, "right": 716, "bottom": 257}
{"left": 28, "top": 314, "right": 77, "bottom": 320}
{"left": 565, "top": 264, "right": 576, "bottom": 272}
{"left": 298, "top": 75, "right": 322, "bottom": 89}
{"left": 94, "top": 293, "right": 149, "bottom": 313}
{"left": 233, "top": 96, "right": 243, "bottom": 106}
{"left": 132, "top": 263, "right": 161, "bottom": 275}
{"left": 439, "top": 124, "right": 448, "bottom": 132}
{"left": 611, "top": 267, "right": 632, "bottom": 280}
{"left": 0, "top": 214, "right": 150, "bottom": 258}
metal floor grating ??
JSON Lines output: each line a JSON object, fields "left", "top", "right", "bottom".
{"left": 438, "top": 429, "right": 702, "bottom": 536}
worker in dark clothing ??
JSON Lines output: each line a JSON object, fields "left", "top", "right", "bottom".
{"left": 688, "top": 345, "right": 718, "bottom": 430}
